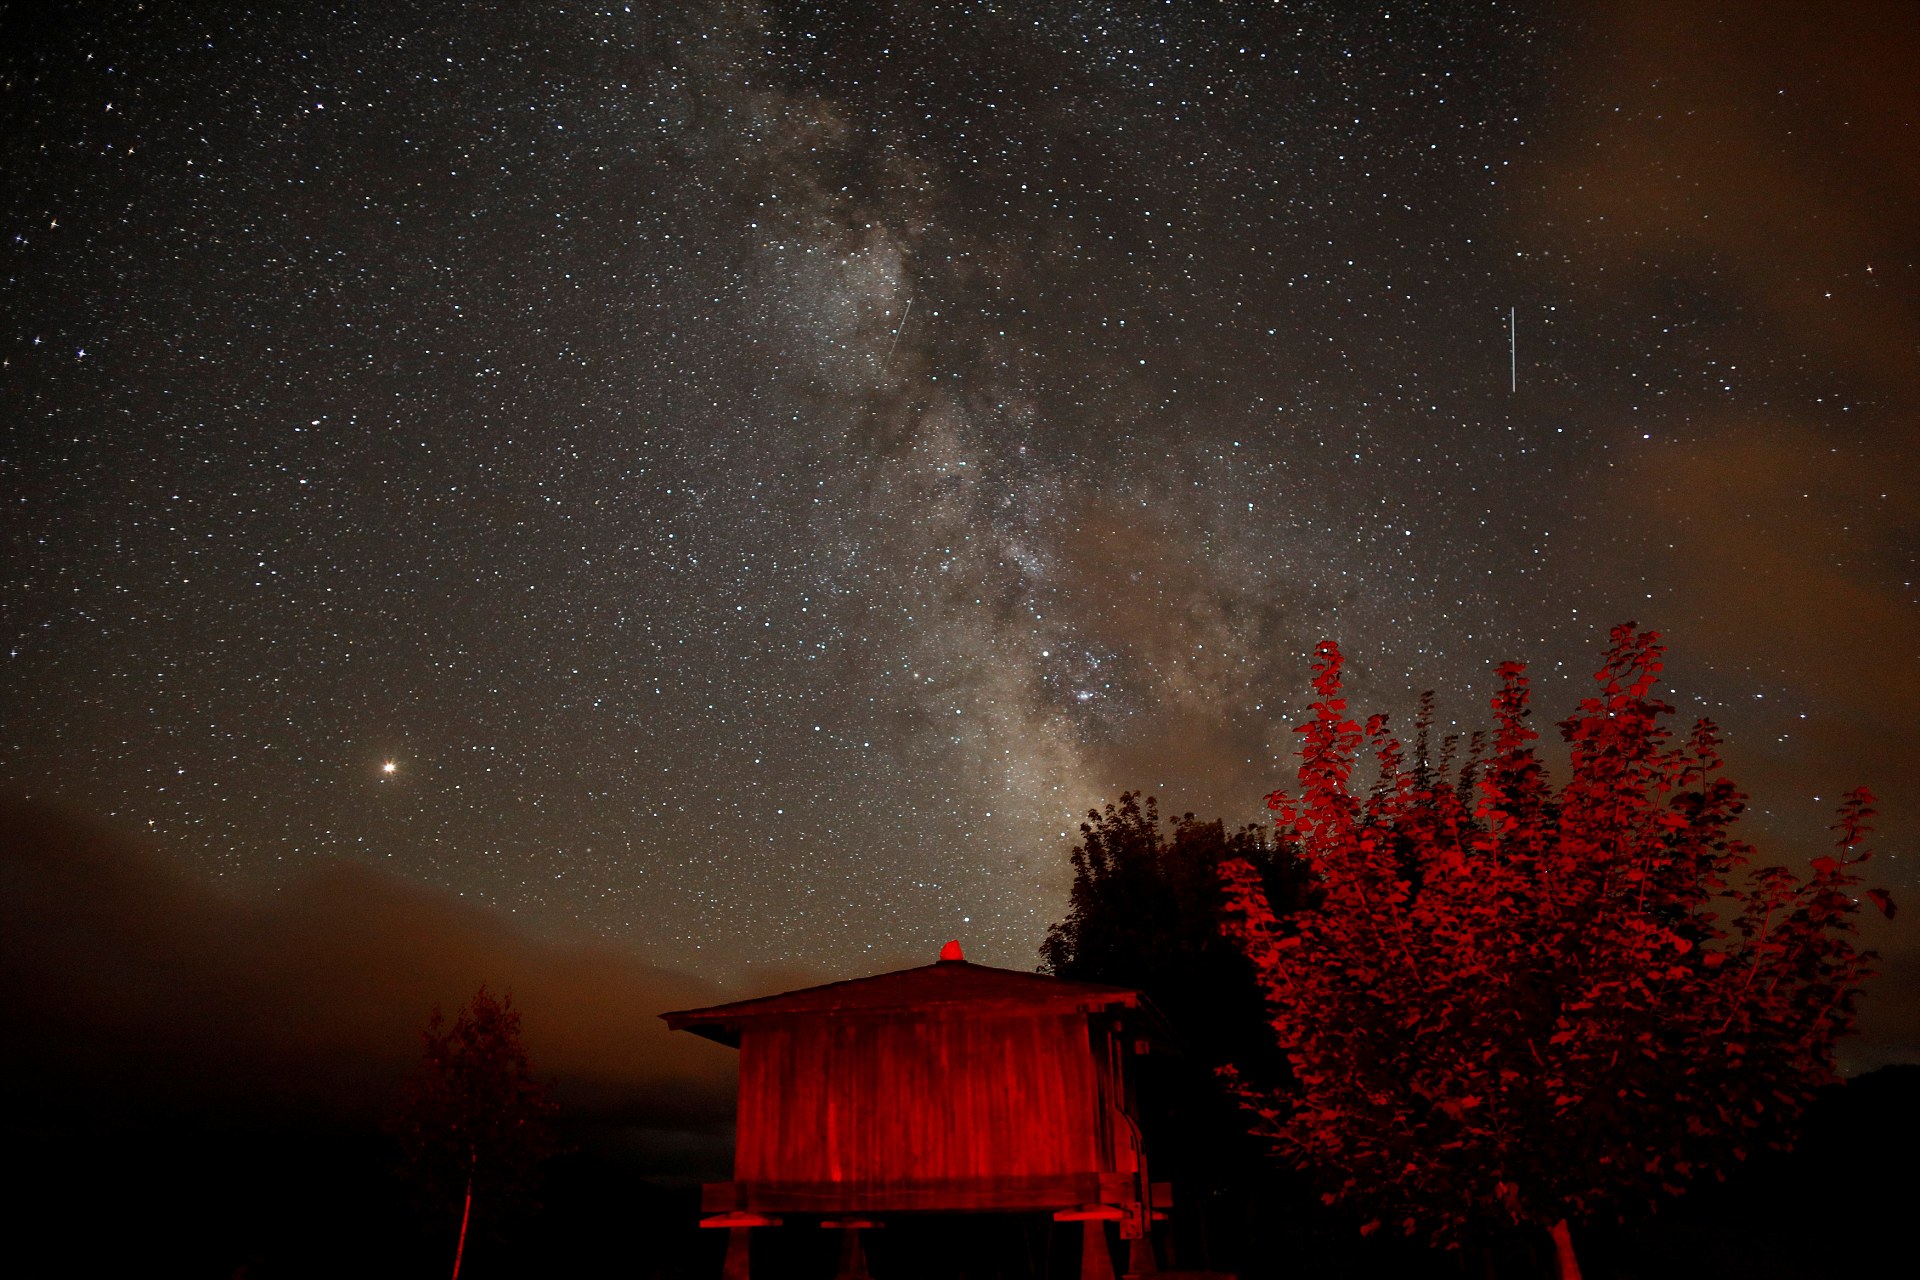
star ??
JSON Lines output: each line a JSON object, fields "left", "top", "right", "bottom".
{"left": 0, "top": 0, "right": 1909, "bottom": 999}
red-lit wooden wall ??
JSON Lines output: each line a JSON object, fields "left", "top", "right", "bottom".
{"left": 731, "top": 1008, "right": 1141, "bottom": 1210}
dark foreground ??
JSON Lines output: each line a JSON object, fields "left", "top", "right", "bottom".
{"left": 11, "top": 1065, "right": 1914, "bottom": 1279}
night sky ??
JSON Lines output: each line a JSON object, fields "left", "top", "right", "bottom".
{"left": 3, "top": 0, "right": 1915, "bottom": 1080}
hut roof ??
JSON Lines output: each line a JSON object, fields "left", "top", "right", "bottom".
{"left": 661, "top": 953, "right": 1151, "bottom": 1048}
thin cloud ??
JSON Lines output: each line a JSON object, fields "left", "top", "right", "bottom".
{"left": 0, "top": 803, "right": 744, "bottom": 1145}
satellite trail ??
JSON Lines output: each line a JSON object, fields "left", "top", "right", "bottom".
{"left": 885, "top": 297, "right": 914, "bottom": 363}
{"left": 1509, "top": 306, "right": 1517, "bottom": 392}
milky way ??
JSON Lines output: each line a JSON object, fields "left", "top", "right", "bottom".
{"left": 3, "top": 3, "right": 1913, "bottom": 1034}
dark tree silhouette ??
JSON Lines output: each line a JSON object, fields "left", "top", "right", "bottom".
{"left": 1042, "top": 791, "right": 1308, "bottom": 1077}
{"left": 392, "top": 985, "right": 560, "bottom": 1279}
{"left": 1042, "top": 793, "right": 1311, "bottom": 1264}
{"left": 1220, "top": 625, "right": 1891, "bottom": 1280}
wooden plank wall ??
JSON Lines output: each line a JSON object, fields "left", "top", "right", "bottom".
{"left": 735, "top": 1011, "right": 1105, "bottom": 1186}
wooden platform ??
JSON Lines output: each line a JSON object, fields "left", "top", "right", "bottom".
{"left": 702, "top": 1171, "right": 1136, "bottom": 1214}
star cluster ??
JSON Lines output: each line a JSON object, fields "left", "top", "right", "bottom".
{"left": 3, "top": 2, "right": 1913, "bottom": 1002}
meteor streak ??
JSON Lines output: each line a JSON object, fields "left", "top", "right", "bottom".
{"left": 1509, "top": 306, "right": 1517, "bottom": 393}
{"left": 885, "top": 297, "right": 913, "bottom": 363}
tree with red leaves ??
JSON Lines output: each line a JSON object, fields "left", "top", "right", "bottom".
{"left": 1220, "top": 625, "right": 1891, "bottom": 1279}
{"left": 392, "top": 985, "right": 560, "bottom": 1279}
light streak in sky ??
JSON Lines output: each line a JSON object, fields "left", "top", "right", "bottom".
{"left": 885, "top": 297, "right": 913, "bottom": 363}
{"left": 1509, "top": 306, "right": 1517, "bottom": 393}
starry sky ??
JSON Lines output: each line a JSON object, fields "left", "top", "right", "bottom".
{"left": 3, "top": 2, "right": 1914, "bottom": 1065}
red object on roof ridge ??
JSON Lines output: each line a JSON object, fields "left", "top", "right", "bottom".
{"left": 939, "top": 939, "right": 965, "bottom": 962}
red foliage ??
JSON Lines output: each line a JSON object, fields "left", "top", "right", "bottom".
{"left": 1220, "top": 625, "right": 1890, "bottom": 1265}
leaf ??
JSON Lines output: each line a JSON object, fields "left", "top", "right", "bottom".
{"left": 1867, "top": 888, "right": 1896, "bottom": 919}
{"left": 1216, "top": 624, "right": 1882, "bottom": 1255}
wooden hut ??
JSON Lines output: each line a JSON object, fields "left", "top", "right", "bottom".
{"left": 662, "top": 941, "right": 1168, "bottom": 1280}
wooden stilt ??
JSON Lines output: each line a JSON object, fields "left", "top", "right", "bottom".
{"left": 1125, "top": 1231, "right": 1157, "bottom": 1277}
{"left": 835, "top": 1225, "right": 871, "bottom": 1280}
{"left": 1080, "top": 1219, "right": 1115, "bottom": 1280}
{"left": 721, "top": 1226, "right": 751, "bottom": 1280}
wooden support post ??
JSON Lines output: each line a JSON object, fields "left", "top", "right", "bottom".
{"left": 701, "top": 1211, "right": 778, "bottom": 1280}
{"left": 834, "top": 1226, "right": 871, "bottom": 1280}
{"left": 1125, "top": 1231, "right": 1157, "bottom": 1278}
{"left": 1148, "top": 1182, "right": 1173, "bottom": 1273}
{"left": 721, "top": 1227, "right": 750, "bottom": 1280}
{"left": 1080, "top": 1219, "right": 1115, "bottom": 1280}
{"left": 823, "top": 1219, "right": 878, "bottom": 1280}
